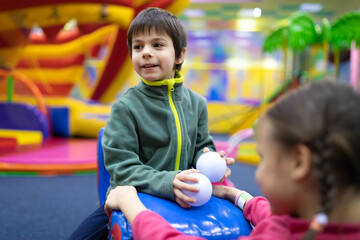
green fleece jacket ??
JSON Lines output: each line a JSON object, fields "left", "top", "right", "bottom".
{"left": 103, "top": 71, "right": 216, "bottom": 201}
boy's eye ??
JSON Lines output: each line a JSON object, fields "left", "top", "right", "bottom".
{"left": 154, "top": 43, "right": 163, "bottom": 48}
{"left": 133, "top": 45, "right": 142, "bottom": 50}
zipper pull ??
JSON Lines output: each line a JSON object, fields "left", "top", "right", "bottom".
{"left": 168, "top": 79, "right": 175, "bottom": 91}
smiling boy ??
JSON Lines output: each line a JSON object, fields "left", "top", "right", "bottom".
{"left": 102, "top": 7, "right": 222, "bottom": 207}
{"left": 68, "top": 7, "right": 233, "bottom": 240}
{"left": 131, "top": 29, "right": 184, "bottom": 81}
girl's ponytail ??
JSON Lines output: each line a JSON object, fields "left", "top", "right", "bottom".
{"left": 301, "top": 213, "right": 328, "bottom": 240}
{"left": 301, "top": 137, "right": 335, "bottom": 240}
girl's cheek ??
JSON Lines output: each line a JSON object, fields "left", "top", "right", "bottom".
{"left": 254, "top": 167, "right": 261, "bottom": 185}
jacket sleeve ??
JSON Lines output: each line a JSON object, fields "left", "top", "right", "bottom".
{"left": 103, "top": 101, "right": 178, "bottom": 200}
{"left": 193, "top": 98, "right": 216, "bottom": 164}
{"left": 243, "top": 196, "right": 272, "bottom": 226}
{"left": 132, "top": 210, "right": 205, "bottom": 240}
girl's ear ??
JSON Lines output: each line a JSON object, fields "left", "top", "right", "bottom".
{"left": 175, "top": 48, "right": 186, "bottom": 65}
{"left": 291, "top": 144, "right": 312, "bottom": 181}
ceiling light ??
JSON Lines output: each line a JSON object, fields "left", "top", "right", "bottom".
{"left": 184, "top": 9, "right": 205, "bottom": 18}
{"left": 239, "top": 8, "right": 262, "bottom": 18}
{"left": 299, "top": 3, "right": 322, "bottom": 12}
{"left": 253, "top": 8, "right": 262, "bottom": 18}
{"left": 239, "top": 9, "right": 254, "bottom": 17}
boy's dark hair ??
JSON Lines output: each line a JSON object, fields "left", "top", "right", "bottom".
{"left": 127, "top": 7, "right": 187, "bottom": 71}
{"left": 265, "top": 81, "right": 360, "bottom": 240}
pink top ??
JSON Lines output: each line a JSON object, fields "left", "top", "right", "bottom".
{"left": 132, "top": 197, "right": 360, "bottom": 240}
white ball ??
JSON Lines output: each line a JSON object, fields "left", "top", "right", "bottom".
{"left": 196, "top": 152, "right": 227, "bottom": 183}
{"left": 181, "top": 173, "right": 212, "bottom": 207}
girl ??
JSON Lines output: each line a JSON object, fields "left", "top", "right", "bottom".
{"left": 105, "top": 81, "right": 360, "bottom": 239}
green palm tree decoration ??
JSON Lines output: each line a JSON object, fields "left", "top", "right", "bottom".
{"left": 330, "top": 11, "right": 360, "bottom": 80}
{"left": 287, "top": 12, "right": 317, "bottom": 50}
{"left": 263, "top": 12, "right": 317, "bottom": 85}
{"left": 320, "top": 18, "right": 332, "bottom": 74}
{"left": 263, "top": 12, "right": 317, "bottom": 53}
{"left": 331, "top": 11, "right": 360, "bottom": 49}
{"left": 263, "top": 26, "right": 288, "bottom": 53}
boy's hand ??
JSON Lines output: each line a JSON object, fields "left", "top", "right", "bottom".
{"left": 173, "top": 169, "right": 200, "bottom": 208}
{"left": 202, "top": 147, "right": 235, "bottom": 182}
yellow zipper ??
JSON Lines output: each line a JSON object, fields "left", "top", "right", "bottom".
{"left": 167, "top": 80, "right": 182, "bottom": 171}
{"left": 140, "top": 72, "right": 183, "bottom": 171}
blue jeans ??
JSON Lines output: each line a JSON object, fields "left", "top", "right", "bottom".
{"left": 68, "top": 206, "right": 109, "bottom": 240}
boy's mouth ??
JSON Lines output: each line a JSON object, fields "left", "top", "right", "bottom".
{"left": 142, "top": 64, "right": 159, "bottom": 68}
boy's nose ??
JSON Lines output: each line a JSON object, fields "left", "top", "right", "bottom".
{"left": 142, "top": 46, "right": 153, "bottom": 58}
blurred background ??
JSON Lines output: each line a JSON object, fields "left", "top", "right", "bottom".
{"left": 1, "top": 0, "right": 360, "bottom": 239}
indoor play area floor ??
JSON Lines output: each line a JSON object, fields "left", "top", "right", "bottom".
{"left": 0, "top": 137, "right": 262, "bottom": 239}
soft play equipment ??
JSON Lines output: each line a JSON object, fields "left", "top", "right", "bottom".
{"left": 263, "top": 10, "right": 360, "bottom": 85}
{"left": 0, "top": 102, "right": 49, "bottom": 155}
{"left": 0, "top": 0, "right": 189, "bottom": 103}
{"left": 331, "top": 11, "right": 360, "bottom": 87}
{"left": 0, "top": 69, "right": 111, "bottom": 141}
{"left": 97, "top": 128, "right": 252, "bottom": 240}
{"left": 0, "top": 0, "right": 190, "bottom": 151}
{"left": 0, "top": 136, "right": 97, "bottom": 175}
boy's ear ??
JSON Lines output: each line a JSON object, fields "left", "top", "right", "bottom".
{"left": 290, "top": 144, "right": 312, "bottom": 181}
{"left": 175, "top": 48, "right": 186, "bottom": 65}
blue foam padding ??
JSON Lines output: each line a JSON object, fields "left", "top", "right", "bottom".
{"left": 0, "top": 103, "right": 50, "bottom": 139}
{"left": 49, "top": 107, "right": 70, "bottom": 137}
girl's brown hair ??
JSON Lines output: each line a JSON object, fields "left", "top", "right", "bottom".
{"left": 265, "top": 82, "right": 360, "bottom": 240}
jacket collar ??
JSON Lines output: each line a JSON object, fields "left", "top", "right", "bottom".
{"left": 137, "top": 71, "right": 184, "bottom": 100}
{"left": 140, "top": 71, "right": 183, "bottom": 88}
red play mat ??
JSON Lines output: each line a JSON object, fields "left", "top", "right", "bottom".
{"left": 0, "top": 137, "right": 97, "bottom": 175}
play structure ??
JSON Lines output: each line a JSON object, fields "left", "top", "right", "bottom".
{"left": 233, "top": 11, "right": 360, "bottom": 165}
{"left": 331, "top": 11, "right": 360, "bottom": 88}
{"left": 0, "top": 0, "right": 190, "bottom": 174}
{"left": 0, "top": 0, "right": 189, "bottom": 133}
{"left": 264, "top": 11, "right": 360, "bottom": 85}
{"left": 232, "top": 10, "right": 360, "bottom": 165}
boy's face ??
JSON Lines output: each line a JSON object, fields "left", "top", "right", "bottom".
{"left": 131, "top": 28, "right": 184, "bottom": 81}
